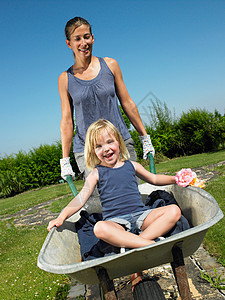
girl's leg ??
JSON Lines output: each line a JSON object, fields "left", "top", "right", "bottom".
{"left": 94, "top": 220, "right": 155, "bottom": 249}
{"left": 140, "top": 204, "right": 181, "bottom": 240}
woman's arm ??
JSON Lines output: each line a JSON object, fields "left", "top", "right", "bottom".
{"left": 47, "top": 169, "right": 99, "bottom": 231}
{"left": 58, "top": 71, "right": 74, "bottom": 158}
{"left": 131, "top": 161, "right": 176, "bottom": 186}
{"left": 104, "top": 57, "right": 147, "bottom": 136}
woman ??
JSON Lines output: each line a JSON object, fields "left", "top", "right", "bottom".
{"left": 59, "top": 17, "right": 154, "bottom": 180}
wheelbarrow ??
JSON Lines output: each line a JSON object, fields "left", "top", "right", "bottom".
{"left": 37, "top": 154, "right": 224, "bottom": 299}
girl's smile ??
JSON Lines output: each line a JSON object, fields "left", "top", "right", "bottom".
{"left": 95, "top": 129, "right": 122, "bottom": 168}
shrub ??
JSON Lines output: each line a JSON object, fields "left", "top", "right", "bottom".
{"left": 120, "top": 106, "right": 131, "bottom": 130}
{"left": 0, "top": 140, "right": 82, "bottom": 198}
{"left": 131, "top": 102, "right": 224, "bottom": 159}
{"left": 177, "top": 108, "right": 222, "bottom": 155}
{"left": 147, "top": 98, "right": 176, "bottom": 132}
{"left": 130, "top": 130, "right": 143, "bottom": 160}
{"left": 0, "top": 143, "right": 60, "bottom": 197}
{"left": 0, "top": 170, "right": 25, "bottom": 198}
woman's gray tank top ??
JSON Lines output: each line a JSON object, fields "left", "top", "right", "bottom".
{"left": 67, "top": 57, "right": 131, "bottom": 152}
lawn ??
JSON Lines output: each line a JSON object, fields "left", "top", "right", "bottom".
{"left": 0, "top": 150, "right": 224, "bottom": 299}
{"left": 204, "top": 164, "right": 225, "bottom": 259}
{"left": 0, "top": 181, "right": 84, "bottom": 216}
{"left": 0, "top": 221, "right": 71, "bottom": 300}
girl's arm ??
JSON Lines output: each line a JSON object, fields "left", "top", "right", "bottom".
{"left": 58, "top": 72, "right": 74, "bottom": 158}
{"left": 47, "top": 169, "right": 99, "bottom": 231}
{"left": 131, "top": 161, "right": 176, "bottom": 186}
{"left": 104, "top": 57, "right": 147, "bottom": 136}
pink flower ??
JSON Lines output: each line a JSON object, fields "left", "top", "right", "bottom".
{"left": 175, "top": 168, "right": 197, "bottom": 187}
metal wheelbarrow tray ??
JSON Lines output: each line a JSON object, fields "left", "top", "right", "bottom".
{"left": 38, "top": 183, "right": 223, "bottom": 288}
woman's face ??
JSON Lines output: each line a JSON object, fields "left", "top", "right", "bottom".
{"left": 66, "top": 24, "right": 94, "bottom": 58}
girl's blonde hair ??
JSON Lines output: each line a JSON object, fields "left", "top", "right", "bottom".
{"left": 84, "top": 119, "right": 130, "bottom": 170}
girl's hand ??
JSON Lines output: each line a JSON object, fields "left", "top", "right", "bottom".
{"left": 175, "top": 168, "right": 196, "bottom": 187}
{"left": 47, "top": 218, "right": 64, "bottom": 232}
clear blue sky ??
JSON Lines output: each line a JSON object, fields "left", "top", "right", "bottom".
{"left": 0, "top": 0, "right": 224, "bottom": 156}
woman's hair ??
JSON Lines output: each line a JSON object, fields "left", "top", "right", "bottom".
{"left": 84, "top": 119, "right": 130, "bottom": 170}
{"left": 65, "top": 17, "right": 92, "bottom": 40}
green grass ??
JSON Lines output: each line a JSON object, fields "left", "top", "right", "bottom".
{"left": 50, "top": 195, "right": 75, "bottom": 213}
{"left": 155, "top": 149, "right": 225, "bottom": 174}
{"left": 0, "top": 151, "right": 224, "bottom": 299}
{"left": 203, "top": 165, "right": 225, "bottom": 258}
{"left": 0, "top": 180, "right": 84, "bottom": 300}
{"left": 0, "top": 221, "right": 70, "bottom": 300}
{"left": 0, "top": 181, "right": 83, "bottom": 216}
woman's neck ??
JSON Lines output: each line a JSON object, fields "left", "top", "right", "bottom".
{"left": 73, "top": 55, "right": 94, "bottom": 72}
{"left": 72, "top": 56, "right": 100, "bottom": 80}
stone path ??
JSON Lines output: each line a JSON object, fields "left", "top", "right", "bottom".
{"left": 1, "top": 161, "right": 225, "bottom": 299}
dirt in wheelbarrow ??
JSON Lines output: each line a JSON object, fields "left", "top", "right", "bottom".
{"left": 1, "top": 161, "right": 225, "bottom": 299}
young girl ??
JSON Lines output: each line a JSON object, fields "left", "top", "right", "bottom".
{"left": 48, "top": 119, "right": 187, "bottom": 249}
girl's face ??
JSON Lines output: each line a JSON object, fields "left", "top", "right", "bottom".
{"left": 66, "top": 24, "right": 94, "bottom": 59}
{"left": 94, "top": 129, "right": 120, "bottom": 168}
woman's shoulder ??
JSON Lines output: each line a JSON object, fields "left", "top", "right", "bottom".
{"left": 58, "top": 66, "right": 73, "bottom": 81}
{"left": 58, "top": 71, "right": 69, "bottom": 93}
{"left": 103, "top": 57, "right": 119, "bottom": 65}
{"left": 103, "top": 57, "right": 120, "bottom": 75}
{"left": 103, "top": 56, "right": 116, "bottom": 62}
{"left": 58, "top": 71, "right": 68, "bottom": 83}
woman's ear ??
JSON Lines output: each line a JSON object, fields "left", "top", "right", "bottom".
{"left": 66, "top": 39, "right": 72, "bottom": 49}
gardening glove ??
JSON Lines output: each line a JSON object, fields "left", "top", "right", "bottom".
{"left": 139, "top": 135, "right": 155, "bottom": 159}
{"left": 60, "top": 157, "right": 75, "bottom": 180}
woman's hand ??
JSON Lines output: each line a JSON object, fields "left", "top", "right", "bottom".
{"left": 139, "top": 135, "right": 155, "bottom": 159}
{"left": 47, "top": 217, "right": 64, "bottom": 232}
{"left": 60, "top": 157, "right": 75, "bottom": 180}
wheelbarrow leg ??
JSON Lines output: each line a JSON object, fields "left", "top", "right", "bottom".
{"left": 171, "top": 242, "right": 192, "bottom": 300}
{"left": 94, "top": 266, "right": 117, "bottom": 300}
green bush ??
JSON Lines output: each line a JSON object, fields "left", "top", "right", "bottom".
{"left": 130, "top": 130, "right": 143, "bottom": 160}
{"left": 1, "top": 143, "right": 62, "bottom": 197}
{"left": 147, "top": 98, "right": 175, "bottom": 133}
{"left": 120, "top": 106, "right": 131, "bottom": 130}
{"left": 0, "top": 140, "right": 82, "bottom": 198}
{"left": 131, "top": 103, "right": 224, "bottom": 160}
{"left": 0, "top": 170, "right": 25, "bottom": 198}
{"left": 177, "top": 109, "right": 224, "bottom": 155}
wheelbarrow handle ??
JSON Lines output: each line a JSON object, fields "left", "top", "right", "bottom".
{"left": 148, "top": 152, "right": 156, "bottom": 174}
{"left": 66, "top": 175, "right": 79, "bottom": 197}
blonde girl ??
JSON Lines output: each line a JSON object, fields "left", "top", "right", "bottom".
{"left": 48, "top": 119, "right": 182, "bottom": 249}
